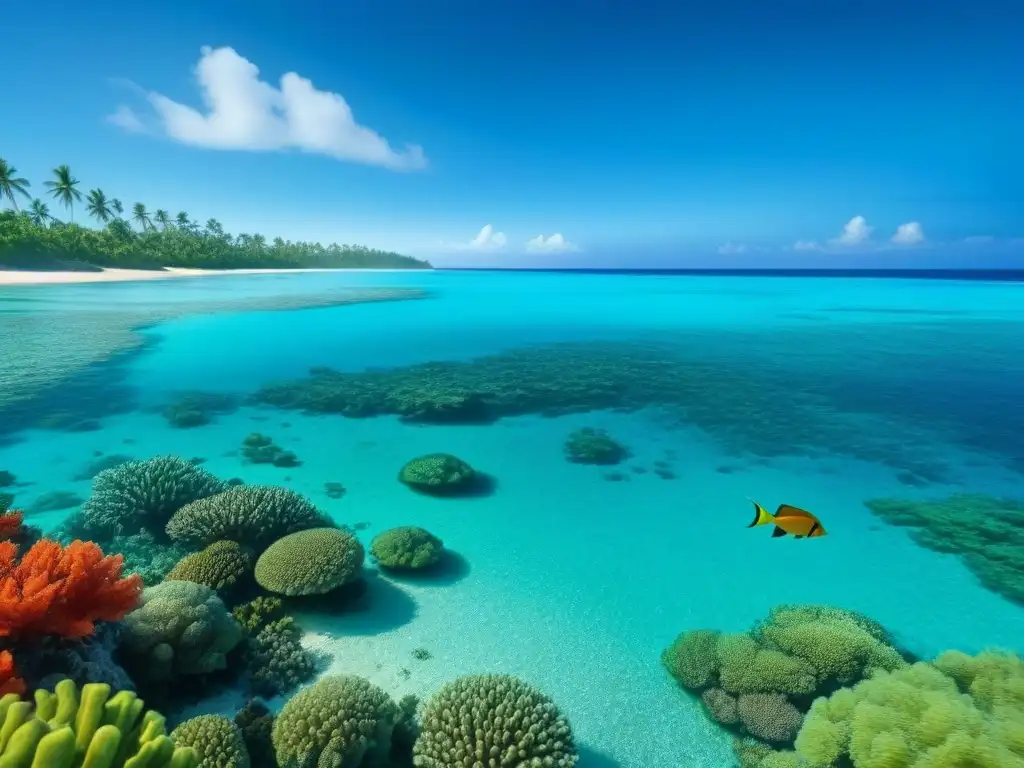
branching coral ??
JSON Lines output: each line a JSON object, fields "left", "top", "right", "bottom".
{"left": 171, "top": 714, "right": 251, "bottom": 768}
{"left": 121, "top": 580, "right": 243, "bottom": 683}
{"left": 231, "top": 597, "right": 283, "bottom": 635}
{"left": 166, "top": 485, "right": 332, "bottom": 553}
{"left": 235, "top": 700, "right": 275, "bottom": 768}
{"left": 0, "top": 511, "right": 22, "bottom": 540}
{"left": 413, "top": 673, "right": 578, "bottom": 767}
{"left": 370, "top": 526, "right": 444, "bottom": 571}
{"left": 165, "top": 540, "right": 254, "bottom": 595}
{"left": 79, "top": 455, "right": 226, "bottom": 538}
{"left": 0, "top": 650, "right": 25, "bottom": 696}
{"left": 272, "top": 675, "right": 398, "bottom": 767}
{"left": 254, "top": 527, "right": 364, "bottom": 596}
{"left": 0, "top": 678, "right": 198, "bottom": 766}
{"left": 248, "top": 617, "right": 315, "bottom": 697}
{"left": 0, "top": 539, "right": 142, "bottom": 639}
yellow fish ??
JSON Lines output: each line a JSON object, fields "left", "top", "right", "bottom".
{"left": 747, "top": 499, "right": 827, "bottom": 539}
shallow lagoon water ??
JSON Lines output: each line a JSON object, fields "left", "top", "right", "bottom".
{"left": 2, "top": 270, "right": 1024, "bottom": 766}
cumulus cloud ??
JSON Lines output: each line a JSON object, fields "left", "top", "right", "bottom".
{"left": 792, "top": 240, "right": 821, "bottom": 251}
{"left": 717, "top": 242, "right": 748, "bottom": 255}
{"left": 526, "top": 233, "right": 578, "bottom": 253}
{"left": 890, "top": 221, "right": 925, "bottom": 245}
{"left": 108, "top": 46, "right": 426, "bottom": 171}
{"left": 448, "top": 224, "right": 507, "bottom": 251}
{"left": 830, "top": 215, "right": 873, "bottom": 246}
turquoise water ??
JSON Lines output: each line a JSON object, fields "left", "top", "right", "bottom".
{"left": 2, "top": 270, "right": 1024, "bottom": 766}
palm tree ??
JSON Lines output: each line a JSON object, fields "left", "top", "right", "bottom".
{"left": 204, "top": 218, "right": 224, "bottom": 237}
{"left": 154, "top": 209, "right": 171, "bottom": 230}
{"left": 0, "top": 159, "right": 31, "bottom": 211}
{"left": 85, "top": 189, "right": 113, "bottom": 224}
{"left": 27, "top": 199, "right": 51, "bottom": 227}
{"left": 111, "top": 198, "right": 124, "bottom": 217}
{"left": 175, "top": 211, "right": 190, "bottom": 229}
{"left": 131, "top": 202, "right": 153, "bottom": 231}
{"left": 44, "top": 165, "right": 83, "bottom": 222}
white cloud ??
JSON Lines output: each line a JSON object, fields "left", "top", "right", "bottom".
{"left": 717, "top": 242, "right": 748, "bottom": 255}
{"left": 526, "top": 233, "right": 578, "bottom": 253}
{"left": 891, "top": 221, "right": 925, "bottom": 245}
{"left": 449, "top": 224, "right": 507, "bottom": 251}
{"left": 106, "top": 105, "right": 147, "bottom": 134}
{"left": 792, "top": 240, "right": 821, "bottom": 251}
{"left": 830, "top": 215, "right": 873, "bottom": 246}
{"left": 108, "top": 46, "right": 426, "bottom": 171}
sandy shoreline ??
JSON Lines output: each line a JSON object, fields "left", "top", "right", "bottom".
{"left": 0, "top": 266, "right": 420, "bottom": 286}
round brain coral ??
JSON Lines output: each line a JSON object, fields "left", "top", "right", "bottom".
{"left": 165, "top": 540, "right": 253, "bottom": 593}
{"left": 171, "top": 714, "right": 251, "bottom": 768}
{"left": 272, "top": 675, "right": 397, "bottom": 767}
{"left": 370, "top": 526, "right": 444, "bottom": 570}
{"left": 165, "top": 485, "right": 332, "bottom": 552}
{"left": 80, "top": 455, "right": 225, "bottom": 537}
{"left": 255, "top": 527, "right": 364, "bottom": 596}
{"left": 398, "top": 453, "right": 477, "bottom": 496}
{"left": 413, "top": 673, "right": 578, "bottom": 767}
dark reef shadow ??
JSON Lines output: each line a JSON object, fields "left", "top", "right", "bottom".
{"left": 292, "top": 570, "right": 418, "bottom": 635}
{"left": 405, "top": 471, "right": 498, "bottom": 500}
{"left": 377, "top": 549, "right": 471, "bottom": 587}
{"left": 577, "top": 745, "right": 623, "bottom": 768}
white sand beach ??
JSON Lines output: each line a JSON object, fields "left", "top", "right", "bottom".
{"left": 0, "top": 266, "right": 418, "bottom": 285}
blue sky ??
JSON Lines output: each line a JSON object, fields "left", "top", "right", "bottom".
{"left": 2, "top": 0, "right": 1022, "bottom": 267}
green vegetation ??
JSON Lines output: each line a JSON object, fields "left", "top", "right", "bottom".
{"left": 0, "top": 159, "right": 431, "bottom": 270}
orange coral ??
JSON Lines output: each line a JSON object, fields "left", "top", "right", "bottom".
{"left": 0, "top": 511, "right": 23, "bottom": 541}
{"left": 0, "top": 650, "right": 25, "bottom": 697}
{"left": 0, "top": 539, "right": 142, "bottom": 639}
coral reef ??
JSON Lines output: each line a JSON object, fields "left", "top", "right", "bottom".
{"left": 271, "top": 675, "right": 398, "bottom": 767}
{"left": 370, "top": 526, "right": 444, "bottom": 571}
{"left": 241, "top": 434, "right": 300, "bottom": 468}
{"left": 166, "top": 485, "right": 332, "bottom": 553}
{"left": 254, "top": 527, "right": 364, "bottom": 596}
{"left": 71, "top": 453, "right": 133, "bottom": 481}
{"left": 0, "top": 679, "right": 198, "bottom": 766}
{"left": 79, "top": 456, "right": 226, "bottom": 539}
{"left": 865, "top": 493, "right": 1024, "bottom": 604}
{"left": 231, "top": 597, "right": 284, "bottom": 635}
{"left": 162, "top": 391, "right": 239, "bottom": 429}
{"left": 564, "top": 427, "right": 630, "bottom": 465}
{"left": 0, "top": 650, "right": 25, "bottom": 696}
{"left": 247, "top": 617, "right": 315, "bottom": 697}
{"left": 0, "top": 539, "right": 142, "bottom": 639}
{"left": 165, "top": 540, "right": 254, "bottom": 596}
{"left": 0, "top": 510, "right": 41, "bottom": 551}
{"left": 414, "top": 673, "right": 578, "bottom": 767}
{"left": 121, "top": 580, "right": 243, "bottom": 683}
{"left": 234, "top": 700, "right": 275, "bottom": 768}
{"left": 171, "top": 714, "right": 251, "bottom": 768}
{"left": 398, "top": 453, "right": 477, "bottom": 497}
{"left": 11, "top": 621, "right": 134, "bottom": 692}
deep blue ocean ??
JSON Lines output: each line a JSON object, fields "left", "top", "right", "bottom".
{"left": 1, "top": 269, "right": 1023, "bottom": 767}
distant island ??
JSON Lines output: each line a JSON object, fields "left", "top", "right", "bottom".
{"left": 0, "top": 159, "right": 431, "bottom": 271}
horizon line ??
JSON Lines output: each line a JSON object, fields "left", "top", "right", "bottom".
{"left": 433, "top": 267, "right": 1024, "bottom": 280}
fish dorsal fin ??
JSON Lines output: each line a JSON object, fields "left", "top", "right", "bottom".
{"left": 776, "top": 504, "right": 815, "bottom": 519}
{"left": 771, "top": 526, "right": 788, "bottom": 538}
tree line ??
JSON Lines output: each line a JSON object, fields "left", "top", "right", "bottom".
{"left": 0, "top": 159, "right": 431, "bottom": 270}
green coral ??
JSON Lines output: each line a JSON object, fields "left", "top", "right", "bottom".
{"left": 248, "top": 618, "right": 315, "bottom": 697}
{"left": 865, "top": 494, "right": 1024, "bottom": 604}
{"left": 563, "top": 427, "right": 629, "bottom": 465}
{"left": 369, "top": 526, "right": 444, "bottom": 570}
{"left": 0, "top": 679, "right": 198, "bottom": 767}
{"left": 170, "top": 715, "right": 249, "bottom": 768}
{"left": 716, "top": 634, "right": 818, "bottom": 696}
{"left": 662, "top": 629, "right": 721, "bottom": 689}
{"left": 271, "top": 675, "right": 397, "bottom": 767}
{"left": 121, "top": 580, "right": 243, "bottom": 683}
{"left": 234, "top": 701, "right": 274, "bottom": 768}
{"left": 398, "top": 453, "right": 477, "bottom": 496}
{"left": 80, "top": 455, "right": 226, "bottom": 538}
{"left": 736, "top": 694, "right": 803, "bottom": 744}
{"left": 231, "top": 597, "right": 284, "bottom": 635}
{"left": 165, "top": 540, "right": 254, "bottom": 594}
{"left": 793, "top": 653, "right": 1024, "bottom": 767}
{"left": 165, "top": 485, "right": 332, "bottom": 552}
{"left": 413, "top": 674, "right": 578, "bottom": 767}
{"left": 254, "top": 527, "right": 364, "bottom": 596}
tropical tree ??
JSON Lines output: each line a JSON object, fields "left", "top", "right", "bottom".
{"left": 0, "top": 159, "right": 31, "bottom": 212}
{"left": 44, "top": 165, "right": 83, "bottom": 221}
{"left": 27, "top": 199, "right": 51, "bottom": 227}
{"left": 205, "top": 218, "right": 224, "bottom": 237}
{"left": 131, "top": 202, "right": 153, "bottom": 231}
{"left": 85, "top": 189, "right": 113, "bottom": 224}
{"left": 175, "top": 211, "right": 190, "bottom": 228}
{"left": 154, "top": 209, "right": 171, "bottom": 230}
{"left": 111, "top": 198, "right": 125, "bottom": 217}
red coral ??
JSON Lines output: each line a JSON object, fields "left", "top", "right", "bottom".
{"left": 0, "top": 650, "right": 25, "bottom": 697}
{"left": 0, "top": 539, "right": 142, "bottom": 639}
{"left": 0, "top": 511, "right": 23, "bottom": 541}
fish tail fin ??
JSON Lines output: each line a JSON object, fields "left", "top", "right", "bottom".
{"left": 747, "top": 499, "right": 775, "bottom": 528}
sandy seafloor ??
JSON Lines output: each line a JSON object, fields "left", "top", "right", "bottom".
{"left": 2, "top": 269, "right": 1024, "bottom": 767}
